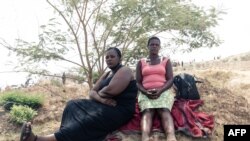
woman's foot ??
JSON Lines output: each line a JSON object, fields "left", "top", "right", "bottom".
{"left": 166, "top": 133, "right": 177, "bottom": 141}
{"left": 151, "top": 134, "right": 160, "bottom": 141}
{"left": 20, "top": 122, "right": 37, "bottom": 141}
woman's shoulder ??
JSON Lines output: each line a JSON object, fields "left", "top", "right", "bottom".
{"left": 116, "top": 66, "right": 134, "bottom": 79}
{"left": 137, "top": 58, "right": 148, "bottom": 66}
{"left": 121, "top": 65, "right": 133, "bottom": 73}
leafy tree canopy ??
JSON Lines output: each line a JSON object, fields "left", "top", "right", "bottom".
{"left": 1, "top": 0, "right": 224, "bottom": 88}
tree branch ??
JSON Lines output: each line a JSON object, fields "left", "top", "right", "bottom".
{"left": 46, "top": 0, "right": 86, "bottom": 71}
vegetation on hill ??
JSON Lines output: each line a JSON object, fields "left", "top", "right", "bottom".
{"left": 0, "top": 55, "right": 249, "bottom": 141}
{"left": 2, "top": 0, "right": 224, "bottom": 89}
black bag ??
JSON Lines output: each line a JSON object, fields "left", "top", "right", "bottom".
{"left": 173, "top": 73, "right": 201, "bottom": 100}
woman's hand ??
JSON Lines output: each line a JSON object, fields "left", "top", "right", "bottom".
{"left": 98, "top": 97, "right": 117, "bottom": 107}
{"left": 146, "top": 88, "right": 162, "bottom": 99}
{"left": 98, "top": 92, "right": 117, "bottom": 106}
{"left": 89, "top": 90, "right": 98, "bottom": 100}
{"left": 89, "top": 90, "right": 117, "bottom": 106}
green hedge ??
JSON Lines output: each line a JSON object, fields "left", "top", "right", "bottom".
{"left": 0, "top": 90, "right": 44, "bottom": 110}
{"left": 10, "top": 105, "right": 37, "bottom": 125}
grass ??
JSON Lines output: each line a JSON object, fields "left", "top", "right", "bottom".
{"left": 10, "top": 105, "right": 37, "bottom": 125}
{"left": 240, "top": 83, "right": 250, "bottom": 89}
{"left": 0, "top": 54, "right": 250, "bottom": 141}
{"left": 0, "top": 90, "right": 44, "bottom": 109}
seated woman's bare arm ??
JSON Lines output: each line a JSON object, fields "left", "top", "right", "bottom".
{"left": 89, "top": 72, "right": 109, "bottom": 100}
{"left": 136, "top": 61, "right": 148, "bottom": 95}
{"left": 88, "top": 72, "right": 117, "bottom": 106}
{"left": 98, "top": 67, "right": 133, "bottom": 96}
{"left": 90, "top": 91, "right": 117, "bottom": 106}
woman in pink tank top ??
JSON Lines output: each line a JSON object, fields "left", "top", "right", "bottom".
{"left": 136, "top": 36, "right": 177, "bottom": 141}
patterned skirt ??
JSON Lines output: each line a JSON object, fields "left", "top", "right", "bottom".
{"left": 138, "top": 89, "right": 175, "bottom": 112}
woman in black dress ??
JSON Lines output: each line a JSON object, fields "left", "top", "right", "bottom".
{"left": 20, "top": 47, "right": 138, "bottom": 141}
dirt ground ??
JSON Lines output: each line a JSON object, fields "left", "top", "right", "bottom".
{"left": 0, "top": 58, "right": 249, "bottom": 141}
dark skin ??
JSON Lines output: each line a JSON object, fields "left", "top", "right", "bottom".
{"left": 89, "top": 49, "right": 134, "bottom": 106}
{"left": 136, "top": 38, "right": 177, "bottom": 141}
{"left": 20, "top": 49, "right": 135, "bottom": 141}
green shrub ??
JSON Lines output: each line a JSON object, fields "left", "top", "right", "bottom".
{"left": 0, "top": 90, "right": 44, "bottom": 110}
{"left": 10, "top": 105, "right": 37, "bottom": 125}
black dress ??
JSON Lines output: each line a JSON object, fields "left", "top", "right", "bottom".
{"left": 54, "top": 69, "right": 138, "bottom": 141}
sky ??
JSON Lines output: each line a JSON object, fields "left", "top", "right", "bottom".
{"left": 0, "top": 0, "right": 250, "bottom": 89}
{"left": 0, "top": 0, "right": 53, "bottom": 89}
{"left": 170, "top": 0, "right": 250, "bottom": 62}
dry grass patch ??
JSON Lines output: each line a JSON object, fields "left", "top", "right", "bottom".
{"left": 1, "top": 58, "right": 250, "bottom": 141}
{"left": 240, "top": 83, "right": 250, "bottom": 89}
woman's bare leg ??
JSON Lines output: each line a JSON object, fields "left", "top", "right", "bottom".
{"left": 157, "top": 108, "right": 177, "bottom": 141}
{"left": 141, "top": 109, "right": 155, "bottom": 141}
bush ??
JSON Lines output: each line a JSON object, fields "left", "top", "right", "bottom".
{"left": 0, "top": 90, "right": 44, "bottom": 110}
{"left": 10, "top": 105, "right": 37, "bottom": 125}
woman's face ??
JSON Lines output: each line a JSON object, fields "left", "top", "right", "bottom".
{"left": 105, "top": 49, "right": 120, "bottom": 69}
{"left": 148, "top": 39, "right": 160, "bottom": 55}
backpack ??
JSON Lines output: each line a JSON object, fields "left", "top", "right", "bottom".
{"left": 173, "top": 73, "right": 201, "bottom": 100}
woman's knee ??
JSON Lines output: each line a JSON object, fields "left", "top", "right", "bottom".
{"left": 65, "top": 99, "right": 77, "bottom": 108}
{"left": 143, "top": 108, "right": 154, "bottom": 114}
{"left": 157, "top": 108, "right": 171, "bottom": 115}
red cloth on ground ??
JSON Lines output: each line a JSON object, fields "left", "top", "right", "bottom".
{"left": 171, "top": 99, "right": 214, "bottom": 137}
{"left": 117, "top": 99, "right": 214, "bottom": 137}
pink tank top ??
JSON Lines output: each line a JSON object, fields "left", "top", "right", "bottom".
{"left": 141, "top": 57, "right": 168, "bottom": 90}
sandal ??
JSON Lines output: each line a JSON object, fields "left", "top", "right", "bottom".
{"left": 20, "top": 122, "right": 37, "bottom": 141}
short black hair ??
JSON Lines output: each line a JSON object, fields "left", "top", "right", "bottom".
{"left": 106, "top": 47, "right": 122, "bottom": 58}
{"left": 147, "top": 36, "right": 161, "bottom": 46}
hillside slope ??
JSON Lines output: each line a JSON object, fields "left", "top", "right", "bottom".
{"left": 0, "top": 54, "right": 250, "bottom": 141}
